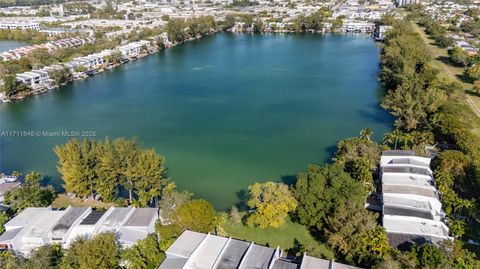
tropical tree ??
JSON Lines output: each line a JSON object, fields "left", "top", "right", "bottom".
{"left": 3, "top": 172, "right": 56, "bottom": 213}
{"left": 171, "top": 199, "right": 216, "bottom": 233}
{"left": 324, "top": 202, "right": 390, "bottom": 267}
{"left": 55, "top": 139, "right": 102, "bottom": 198}
{"left": 122, "top": 234, "right": 165, "bottom": 269}
{"left": 158, "top": 182, "right": 192, "bottom": 224}
{"left": 293, "top": 164, "right": 366, "bottom": 233}
{"left": 60, "top": 232, "right": 120, "bottom": 269}
{"left": 246, "top": 182, "right": 297, "bottom": 228}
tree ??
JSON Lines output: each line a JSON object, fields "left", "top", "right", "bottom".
{"left": 48, "top": 67, "right": 72, "bottom": 86}
{"left": 60, "top": 232, "right": 120, "bottom": 269}
{"left": 449, "top": 47, "right": 469, "bottom": 67}
{"left": 0, "top": 212, "right": 9, "bottom": 234}
{"left": 130, "top": 149, "right": 167, "bottom": 207}
{"left": 3, "top": 172, "right": 56, "bottom": 213}
{"left": 359, "top": 128, "right": 373, "bottom": 141}
{"left": 381, "top": 74, "right": 446, "bottom": 131}
{"left": 122, "top": 234, "right": 165, "bottom": 269}
{"left": 293, "top": 164, "right": 366, "bottom": 233}
{"left": 466, "top": 64, "right": 480, "bottom": 82}
{"left": 55, "top": 139, "right": 101, "bottom": 198}
{"left": 158, "top": 182, "right": 192, "bottom": 224}
{"left": 246, "top": 182, "right": 297, "bottom": 228}
{"left": 229, "top": 206, "right": 242, "bottom": 225}
{"left": 410, "top": 244, "right": 448, "bottom": 269}
{"left": 324, "top": 202, "right": 390, "bottom": 267}
{"left": 18, "top": 244, "right": 63, "bottom": 269}
{"left": 172, "top": 199, "right": 216, "bottom": 233}
{"left": 473, "top": 80, "right": 480, "bottom": 96}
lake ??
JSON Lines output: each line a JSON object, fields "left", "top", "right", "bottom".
{"left": 0, "top": 40, "right": 28, "bottom": 52}
{"left": 0, "top": 33, "right": 392, "bottom": 209}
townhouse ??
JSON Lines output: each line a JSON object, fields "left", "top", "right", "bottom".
{"left": 159, "top": 230, "right": 362, "bottom": 269}
{"left": 0, "top": 206, "right": 158, "bottom": 257}
{"left": 380, "top": 150, "right": 453, "bottom": 249}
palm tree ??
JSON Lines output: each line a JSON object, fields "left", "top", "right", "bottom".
{"left": 359, "top": 128, "right": 373, "bottom": 141}
{"left": 383, "top": 130, "right": 401, "bottom": 149}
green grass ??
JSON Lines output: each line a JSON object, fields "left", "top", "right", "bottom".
{"left": 51, "top": 194, "right": 113, "bottom": 209}
{"left": 222, "top": 217, "right": 333, "bottom": 258}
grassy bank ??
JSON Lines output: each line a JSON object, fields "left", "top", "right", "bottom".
{"left": 222, "top": 217, "right": 333, "bottom": 258}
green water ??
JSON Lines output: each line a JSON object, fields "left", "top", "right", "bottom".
{"left": 0, "top": 33, "right": 391, "bottom": 209}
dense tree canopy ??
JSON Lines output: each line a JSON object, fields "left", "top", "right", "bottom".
{"left": 171, "top": 199, "right": 217, "bottom": 233}
{"left": 3, "top": 171, "right": 56, "bottom": 213}
{"left": 54, "top": 138, "right": 167, "bottom": 205}
{"left": 246, "top": 182, "right": 297, "bottom": 228}
{"left": 293, "top": 163, "right": 366, "bottom": 233}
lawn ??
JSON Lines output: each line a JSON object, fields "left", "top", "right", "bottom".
{"left": 51, "top": 194, "right": 114, "bottom": 209}
{"left": 222, "top": 217, "right": 333, "bottom": 258}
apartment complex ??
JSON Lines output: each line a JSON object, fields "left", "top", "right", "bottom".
{"left": 380, "top": 150, "right": 453, "bottom": 249}
{"left": 0, "top": 206, "right": 158, "bottom": 257}
{"left": 159, "top": 230, "right": 362, "bottom": 269}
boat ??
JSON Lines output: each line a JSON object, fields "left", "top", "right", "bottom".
{"left": 0, "top": 174, "right": 18, "bottom": 183}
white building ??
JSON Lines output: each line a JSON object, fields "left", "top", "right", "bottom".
{"left": 117, "top": 40, "right": 151, "bottom": 57}
{"left": 0, "top": 206, "right": 158, "bottom": 257}
{"left": 15, "top": 70, "right": 50, "bottom": 87}
{"left": 160, "top": 230, "right": 362, "bottom": 269}
{"left": 0, "top": 22, "right": 40, "bottom": 31}
{"left": 380, "top": 150, "right": 453, "bottom": 249}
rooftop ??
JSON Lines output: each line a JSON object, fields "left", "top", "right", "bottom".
{"left": 382, "top": 184, "right": 437, "bottom": 198}
{"left": 214, "top": 239, "right": 250, "bottom": 269}
{"left": 185, "top": 234, "right": 229, "bottom": 269}
{"left": 383, "top": 215, "right": 449, "bottom": 238}
{"left": 382, "top": 150, "right": 415, "bottom": 156}
{"left": 166, "top": 230, "right": 206, "bottom": 258}
{"left": 52, "top": 207, "right": 89, "bottom": 233}
{"left": 123, "top": 208, "right": 158, "bottom": 227}
{"left": 239, "top": 244, "right": 275, "bottom": 269}
{"left": 383, "top": 204, "right": 434, "bottom": 220}
{"left": 4, "top": 207, "right": 50, "bottom": 228}
{"left": 80, "top": 210, "right": 106, "bottom": 225}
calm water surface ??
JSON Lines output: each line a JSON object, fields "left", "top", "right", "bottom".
{"left": 0, "top": 40, "right": 28, "bottom": 52}
{"left": 0, "top": 33, "right": 391, "bottom": 209}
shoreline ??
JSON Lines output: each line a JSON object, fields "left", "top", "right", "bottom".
{"left": 1, "top": 30, "right": 375, "bottom": 104}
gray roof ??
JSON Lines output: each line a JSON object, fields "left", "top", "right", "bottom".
{"left": 382, "top": 150, "right": 415, "bottom": 156}
{"left": 272, "top": 259, "right": 299, "bottom": 269}
{"left": 239, "top": 244, "right": 275, "bottom": 269}
{"left": 158, "top": 257, "right": 188, "bottom": 269}
{"left": 166, "top": 230, "right": 206, "bottom": 258}
{"left": 118, "top": 227, "right": 148, "bottom": 245}
{"left": 382, "top": 184, "right": 436, "bottom": 198}
{"left": 215, "top": 239, "right": 251, "bottom": 269}
{"left": 102, "top": 208, "right": 133, "bottom": 228}
{"left": 52, "top": 207, "right": 89, "bottom": 233}
{"left": 4, "top": 208, "right": 50, "bottom": 228}
{"left": 387, "top": 232, "right": 445, "bottom": 250}
{"left": 382, "top": 166, "right": 431, "bottom": 176}
{"left": 383, "top": 205, "right": 433, "bottom": 220}
{"left": 123, "top": 208, "right": 157, "bottom": 227}
{"left": 300, "top": 255, "right": 330, "bottom": 269}
{"left": 0, "top": 228, "right": 22, "bottom": 242}
{"left": 388, "top": 158, "right": 429, "bottom": 167}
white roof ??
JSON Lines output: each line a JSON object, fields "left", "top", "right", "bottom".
{"left": 166, "top": 230, "right": 207, "bottom": 258}
{"left": 383, "top": 215, "right": 450, "bottom": 238}
{"left": 4, "top": 208, "right": 50, "bottom": 229}
{"left": 185, "top": 234, "right": 229, "bottom": 269}
{"left": 21, "top": 210, "right": 65, "bottom": 239}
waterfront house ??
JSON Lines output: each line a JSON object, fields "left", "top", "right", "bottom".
{"left": 379, "top": 150, "right": 453, "bottom": 249}
{"left": 118, "top": 40, "right": 151, "bottom": 58}
{"left": 0, "top": 206, "right": 158, "bottom": 257}
{"left": 159, "top": 230, "right": 362, "bottom": 269}
{"left": 16, "top": 70, "right": 50, "bottom": 87}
